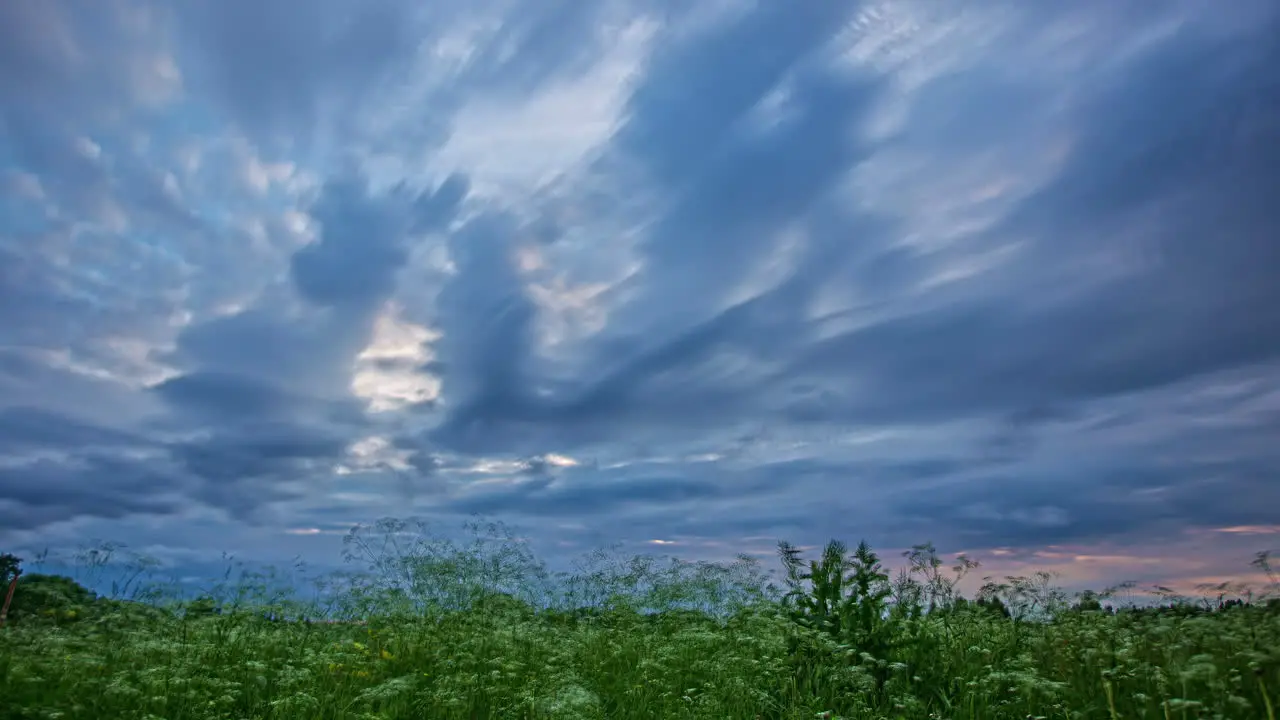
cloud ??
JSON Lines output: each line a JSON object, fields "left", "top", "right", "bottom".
{"left": 0, "top": 452, "right": 186, "bottom": 532}
{"left": 791, "top": 8, "right": 1280, "bottom": 424}
{"left": 290, "top": 172, "right": 467, "bottom": 311}
{"left": 447, "top": 472, "right": 725, "bottom": 518}
{"left": 173, "top": 0, "right": 420, "bottom": 152}
{"left": 0, "top": 407, "right": 149, "bottom": 454}
{"left": 143, "top": 168, "right": 468, "bottom": 517}
{"left": 1, "top": 0, "right": 1278, "bottom": 596}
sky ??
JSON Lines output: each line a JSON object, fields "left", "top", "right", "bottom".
{"left": 2, "top": 0, "right": 1279, "bottom": 600}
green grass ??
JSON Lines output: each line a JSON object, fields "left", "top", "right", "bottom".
{"left": 1, "top": 521, "right": 1277, "bottom": 720}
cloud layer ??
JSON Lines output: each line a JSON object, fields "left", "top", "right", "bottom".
{"left": 2, "top": 0, "right": 1278, "bottom": 592}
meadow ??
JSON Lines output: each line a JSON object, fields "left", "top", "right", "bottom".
{"left": 1, "top": 518, "right": 1277, "bottom": 720}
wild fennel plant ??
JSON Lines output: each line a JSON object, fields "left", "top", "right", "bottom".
{"left": 2, "top": 521, "right": 1277, "bottom": 719}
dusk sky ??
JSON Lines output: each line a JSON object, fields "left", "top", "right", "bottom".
{"left": 2, "top": 0, "right": 1278, "bottom": 596}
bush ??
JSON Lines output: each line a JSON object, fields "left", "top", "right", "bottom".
{"left": 5, "top": 573, "right": 98, "bottom": 624}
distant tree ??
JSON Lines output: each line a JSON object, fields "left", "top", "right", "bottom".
{"left": 974, "top": 594, "right": 1012, "bottom": 619}
{"left": 185, "top": 595, "right": 221, "bottom": 617}
{"left": 471, "top": 590, "right": 536, "bottom": 621}
{"left": 0, "top": 553, "right": 20, "bottom": 584}
{"left": 1073, "top": 589, "right": 1105, "bottom": 612}
{"left": 1, "top": 553, "right": 22, "bottom": 626}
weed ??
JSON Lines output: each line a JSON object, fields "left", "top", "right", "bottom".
{"left": 1, "top": 521, "right": 1276, "bottom": 719}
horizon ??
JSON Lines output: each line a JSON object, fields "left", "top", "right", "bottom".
{"left": 7, "top": 518, "right": 1277, "bottom": 617}
{"left": 3, "top": 1, "right": 1279, "bottom": 597}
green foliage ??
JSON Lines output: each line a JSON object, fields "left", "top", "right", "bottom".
{"left": 4, "top": 572, "right": 99, "bottom": 624}
{"left": 184, "top": 594, "right": 222, "bottom": 617}
{"left": 1073, "top": 589, "right": 1105, "bottom": 612}
{"left": 0, "top": 552, "right": 21, "bottom": 585}
{"left": 1, "top": 524, "right": 1276, "bottom": 720}
{"left": 975, "top": 593, "right": 1013, "bottom": 618}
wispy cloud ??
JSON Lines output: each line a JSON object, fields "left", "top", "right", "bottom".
{"left": 2, "top": 0, "right": 1278, "bottom": 589}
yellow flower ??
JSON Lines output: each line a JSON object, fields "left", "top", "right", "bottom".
{"left": 354, "top": 670, "right": 370, "bottom": 679}
{"left": 380, "top": 649, "right": 394, "bottom": 660}
{"left": 352, "top": 641, "right": 366, "bottom": 652}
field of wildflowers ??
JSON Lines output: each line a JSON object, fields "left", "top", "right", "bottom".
{"left": 1, "top": 519, "right": 1277, "bottom": 720}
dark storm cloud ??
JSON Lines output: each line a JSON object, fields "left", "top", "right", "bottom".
{"left": 0, "top": 407, "right": 149, "bottom": 453}
{"left": 0, "top": 454, "right": 186, "bottom": 531}
{"left": 167, "top": 423, "right": 351, "bottom": 520}
{"left": 290, "top": 181, "right": 411, "bottom": 310}
{"left": 428, "top": 211, "right": 544, "bottom": 452}
{"left": 291, "top": 173, "right": 468, "bottom": 311}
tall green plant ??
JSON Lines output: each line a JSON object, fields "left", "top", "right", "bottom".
{"left": 778, "top": 539, "right": 898, "bottom": 695}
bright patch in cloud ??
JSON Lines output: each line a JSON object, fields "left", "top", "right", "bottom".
{"left": 351, "top": 303, "right": 442, "bottom": 413}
